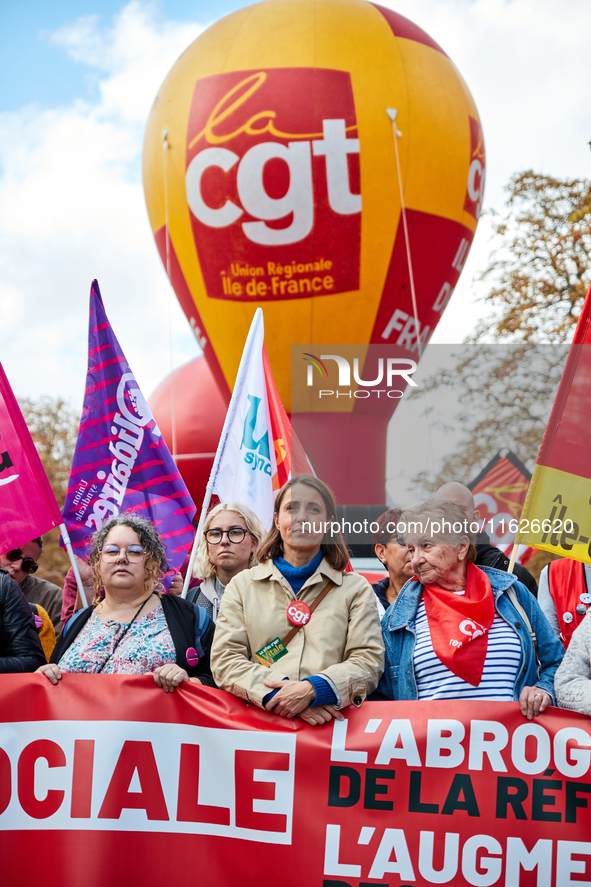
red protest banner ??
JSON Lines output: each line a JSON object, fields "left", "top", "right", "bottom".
{"left": 517, "top": 284, "right": 591, "bottom": 561}
{"left": 0, "top": 362, "right": 63, "bottom": 551}
{"left": 0, "top": 676, "right": 590, "bottom": 887}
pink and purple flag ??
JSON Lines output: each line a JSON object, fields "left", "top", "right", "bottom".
{"left": 0, "top": 363, "right": 63, "bottom": 553}
{"left": 61, "top": 281, "right": 196, "bottom": 579}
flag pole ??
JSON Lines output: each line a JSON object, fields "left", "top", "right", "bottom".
{"left": 60, "top": 522, "right": 88, "bottom": 608}
{"left": 181, "top": 308, "right": 264, "bottom": 598}
{"left": 507, "top": 543, "right": 518, "bottom": 575}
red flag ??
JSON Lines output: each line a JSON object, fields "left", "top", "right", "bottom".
{"left": 0, "top": 363, "right": 63, "bottom": 551}
{"left": 469, "top": 449, "right": 535, "bottom": 564}
{"left": 262, "top": 345, "right": 314, "bottom": 491}
{"left": 517, "top": 284, "right": 591, "bottom": 561}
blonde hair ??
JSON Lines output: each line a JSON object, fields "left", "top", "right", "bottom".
{"left": 193, "top": 502, "right": 266, "bottom": 580}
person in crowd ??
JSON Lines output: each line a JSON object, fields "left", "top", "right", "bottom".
{"left": 537, "top": 558, "right": 590, "bottom": 647}
{"left": 1, "top": 538, "right": 63, "bottom": 631}
{"left": 61, "top": 550, "right": 200, "bottom": 624}
{"left": 61, "top": 555, "right": 94, "bottom": 623}
{"left": 434, "top": 482, "right": 538, "bottom": 596}
{"left": 378, "top": 499, "right": 563, "bottom": 718}
{"left": 211, "top": 475, "right": 384, "bottom": 726}
{"left": 188, "top": 502, "right": 266, "bottom": 622}
{"left": 0, "top": 567, "right": 46, "bottom": 672}
{"left": 554, "top": 611, "right": 591, "bottom": 714}
{"left": 372, "top": 508, "right": 414, "bottom": 617}
{"left": 37, "top": 514, "right": 214, "bottom": 691}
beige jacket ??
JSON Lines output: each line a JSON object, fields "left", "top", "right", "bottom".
{"left": 211, "top": 558, "right": 384, "bottom": 709}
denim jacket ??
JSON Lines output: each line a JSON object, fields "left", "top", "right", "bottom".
{"left": 378, "top": 565, "right": 564, "bottom": 702}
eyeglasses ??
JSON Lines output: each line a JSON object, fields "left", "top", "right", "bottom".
{"left": 5, "top": 549, "right": 38, "bottom": 574}
{"left": 204, "top": 527, "right": 252, "bottom": 544}
{"left": 101, "top": 545, "right": 146, "bottom": 562}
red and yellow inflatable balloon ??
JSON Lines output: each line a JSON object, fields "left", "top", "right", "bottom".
{"left": 143, "top": 0, "right": 484, "bottom": 503}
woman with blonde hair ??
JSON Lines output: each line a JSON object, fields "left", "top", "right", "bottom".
{"left": 187, "top": 502, "right": 266, "bottom": 622}
{"left": 211, "top": 475, "right": 383, "bottom": 726}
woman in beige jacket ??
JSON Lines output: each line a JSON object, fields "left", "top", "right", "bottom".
{"left": 211, "top": 476, "right": 384, "bottom": 726}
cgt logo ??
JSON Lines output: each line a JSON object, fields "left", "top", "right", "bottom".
{"left": 459, "top": 619, "right": 486, "bottom": 641}
{"left": 186, "top": 72, "right": 361, "bottom": 246}
{"left": 304, "top": 353, "right": 418, "bottom": 401}
{"left": 463, "top": 117, "right": 486, "bottom": 221}
{"left": 185, "top": 68, "right": 362, "bottom": 302}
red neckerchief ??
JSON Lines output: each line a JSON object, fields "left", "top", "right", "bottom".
{"left": 421, "top": 562, "right": 495, "bottom": 687}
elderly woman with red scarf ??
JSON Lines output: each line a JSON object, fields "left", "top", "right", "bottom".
{"left": 378, "top": 500, "right": 564, "bottom": 718}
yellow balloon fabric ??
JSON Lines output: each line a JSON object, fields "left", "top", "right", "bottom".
{"left": 143, "top": 0, "right": 484, "bottom": 413}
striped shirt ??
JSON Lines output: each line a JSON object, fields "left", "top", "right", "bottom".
{"left": 414, "top": 593, "right": 521, "bottom": 700}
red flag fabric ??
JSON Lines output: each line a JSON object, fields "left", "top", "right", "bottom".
{"left": 469, "top": 449, "right": 533, "bottom": 563}
{"left": 262, "top": 344, "right": 314, "bottom": 490}
{"left": 422, "top": 563, "right": 495, "bottom": 685}
{"left": 517, "top": 284, "right": 591, "bottom": 561}
{"left": 0, "top": 362, "right": 63, "bottom": 552}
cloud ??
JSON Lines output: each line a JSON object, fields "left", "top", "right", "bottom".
{"left": 0, "top": 2, "right": 205, "bottom": 404}
{"left": 1, "top": 0, "right": 589, "bottom": 408}
{"left": 379, "top": 0, "right": 591, "bottom": 343}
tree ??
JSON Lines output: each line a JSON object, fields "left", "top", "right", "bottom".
{"left": 472, "top": 172, "right": 591, "bottom": 343}
{"left": 403, "top": 343, "right": 567, "bottom": 498}
{"left": 401, "top": 171, "right": 591, "bottom": 503}
{"left": 18, "top": 397, "right": 79, "bottom": 586}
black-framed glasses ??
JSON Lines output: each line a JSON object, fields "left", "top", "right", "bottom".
{"left": 101, "top": 545, "right": 146, "bottom": 562}
{"left": 204, "top": 527, "right": 251, "bottom": 544}
{"left": 5, "top": 549, "right": 38, "bottom": 574}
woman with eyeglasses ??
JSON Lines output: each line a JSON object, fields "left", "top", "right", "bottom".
{"left": 187, "top": 502, "right": 266, "bottom": 622}
{"left": 36, "top": 514, "right": 214, "bottom": 692}
{"left": 211, "top": 476, "right": 384, "bottom": 726}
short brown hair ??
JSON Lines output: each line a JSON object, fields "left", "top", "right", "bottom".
{"left": 257, "top": 475, "right": 350, "bottom": 571}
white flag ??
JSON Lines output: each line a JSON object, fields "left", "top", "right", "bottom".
{"left": 209, "top": 309, "right": 277, "bottom": 530}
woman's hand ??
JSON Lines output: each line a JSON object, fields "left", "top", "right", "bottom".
{"left": 153, "top": 664, "right": 190, "bottom": 692}
{"left": 36, "top": 663, "right": 62, "bottom": 685}
{"left": 168, "top": 573, "right": 184, "bottom": 596}
{"left": 263, "top": 677, "right": 315, "bottom": 718}
{"left": 299, "top": 705, "right": 344, "bottom": 726}
{"left": 519, "top": 686, "right": 551, "bottom": 720}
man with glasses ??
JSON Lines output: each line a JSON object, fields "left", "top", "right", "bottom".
{"left": 0, "top": 538, "right": 63, "bottom": 633}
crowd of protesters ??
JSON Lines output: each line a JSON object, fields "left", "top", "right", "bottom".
{"left": 3, "top": 473, "right": 591, "bottom": 724}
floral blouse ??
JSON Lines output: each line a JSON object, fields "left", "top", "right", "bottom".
{"left": 58, "top": 604, "right": 176, "bottom": 674}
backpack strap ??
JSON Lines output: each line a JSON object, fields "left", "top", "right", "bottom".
{"left": 161, "top": 594, "right": 210, "bottom": 677}
{"left": 506, "top": 585, "right": 540, "bottom": 678}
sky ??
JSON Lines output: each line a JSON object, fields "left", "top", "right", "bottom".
{"left": 0, "top": 0, "right": 590, "bottom": 416}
